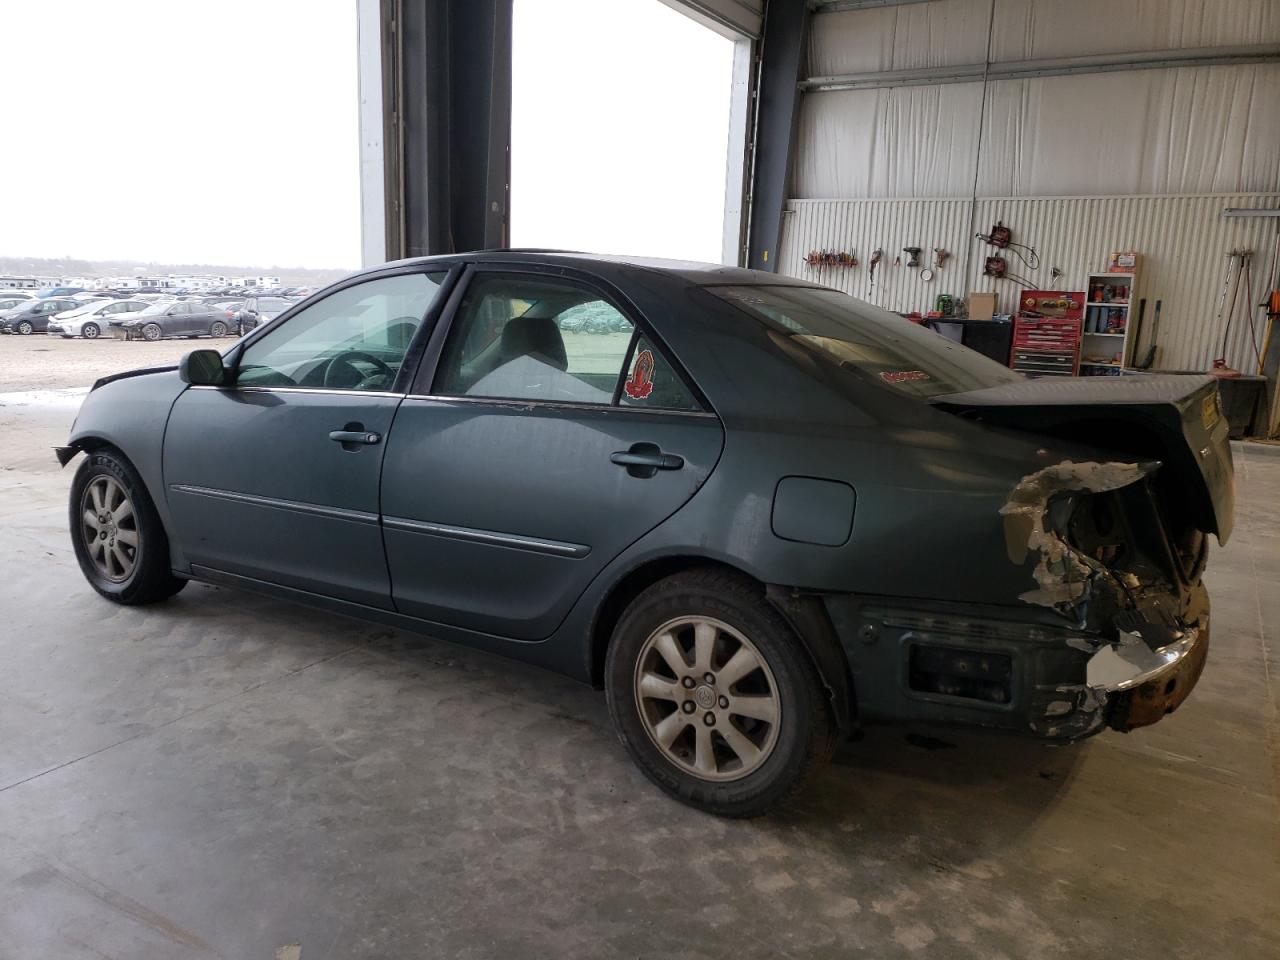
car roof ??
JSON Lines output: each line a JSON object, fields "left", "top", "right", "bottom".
{"left": 375, "top": 250, "right": 819, "bottom": 289}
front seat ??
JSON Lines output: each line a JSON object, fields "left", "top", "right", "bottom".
{"left": 499, "top": 316, "right": 567, "bottom": 370}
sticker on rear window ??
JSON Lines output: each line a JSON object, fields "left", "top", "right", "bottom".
{"left": 879, "top": 370, "right": 931, "bottom": 384}
{"left": 624, "top": 348, "right": 656, "bottom": 400}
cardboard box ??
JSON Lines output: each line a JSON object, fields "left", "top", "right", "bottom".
{"left": 967, "top": 292, "right": 998, "bottom": 320}
{"left": 1107, "top": 251, "right": 1141, "bottom": 273}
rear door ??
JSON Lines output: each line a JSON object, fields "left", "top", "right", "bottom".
{"left": 381, "top": 266, "right": 724, "bottom": 640}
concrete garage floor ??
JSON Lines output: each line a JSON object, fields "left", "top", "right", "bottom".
{"left": 0, "top": 386, "right": 1277, "bottom": 960}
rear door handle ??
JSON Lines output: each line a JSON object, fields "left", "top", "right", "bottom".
{"left": 329, "top": 430, "right": 381, "bottom": 445}
{"left": 611, "top": 442, "right": 683, "bottom": 478}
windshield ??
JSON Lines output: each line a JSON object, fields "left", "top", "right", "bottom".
{"left": 707, "top": 285, "right": 1022, "bottom": 399}
{"left": 138, "top": 301, "right": 174, "bottom": 315}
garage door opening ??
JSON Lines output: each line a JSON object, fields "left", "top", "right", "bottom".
{"left": 511, "top": 0, "right": 738, "bottom": 264}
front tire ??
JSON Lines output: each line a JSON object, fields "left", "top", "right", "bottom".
{"left": 17, "top": 320, "right": 33, "bottom": 335}
{"left": 142, "top": 323, "right": 162, "bottom": 341}
{"left": 605, "top": 569, "right": 835, "bottom": 817}
{"left": 82, "top": 322, "right": 100, "bottom": 339}
{"left": 70, "top": 449, "right": 187, "bottom": 604}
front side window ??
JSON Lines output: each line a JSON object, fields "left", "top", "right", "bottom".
{"left": 433, "top": 274, "right": 635, "bottom": 405}
{"left": 236, "top": 271, "right": 447, "bottom": 392}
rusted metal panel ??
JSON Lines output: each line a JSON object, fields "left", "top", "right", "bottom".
{"left": 1109, "top": 620, "right": 1210, "bottom": 731}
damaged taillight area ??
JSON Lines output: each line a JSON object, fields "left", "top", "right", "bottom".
{"left": 999, "top": 460, "right": 1157, "bottom": 614}
{"left": 999, "top": 458, "right": 1213, "bottom": 734}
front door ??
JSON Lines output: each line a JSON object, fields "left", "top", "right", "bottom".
{"left": 163, "top": 269, "right": 451, "bottom": 607}
{"left": 381, "top": 268, "right": 724, "bottom": 640}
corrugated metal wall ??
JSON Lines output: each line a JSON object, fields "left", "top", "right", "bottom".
{"left": 778, "top": 193, "right": 1280, "bottom": 373}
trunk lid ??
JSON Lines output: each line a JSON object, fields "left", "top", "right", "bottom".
{"left": 931, "top": 374, "right": 1234, "bottom": 543}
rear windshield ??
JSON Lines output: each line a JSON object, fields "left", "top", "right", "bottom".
{"left": 707, "top": 285, "right": 1021, "bottom": 399}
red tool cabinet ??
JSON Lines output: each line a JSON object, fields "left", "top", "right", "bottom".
{"left": 1009, "top": 290, "right": 1084, "bottom": 377}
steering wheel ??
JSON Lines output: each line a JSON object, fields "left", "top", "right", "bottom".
{"left": 323, "top": 350, "right": 396, "bottom": 389}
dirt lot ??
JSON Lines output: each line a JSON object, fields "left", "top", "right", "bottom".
{"left": 0, "top": 335, "right": 214, "bottom": 392}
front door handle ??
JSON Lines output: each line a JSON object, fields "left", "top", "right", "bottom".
{"left": 611, "top": 442, "right": 683, "bottom": 478}
{"left": 329, "top": 429, "right": 381, "bottom": 445}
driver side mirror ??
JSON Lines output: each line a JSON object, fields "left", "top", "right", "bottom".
{"left": 179, "top": 349, "right": 228, "bottom": 386}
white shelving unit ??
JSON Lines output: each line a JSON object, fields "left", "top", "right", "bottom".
{"left": 1080, "top": 271, "right": 1138, "bottom": 376}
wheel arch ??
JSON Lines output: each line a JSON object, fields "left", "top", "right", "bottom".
{"left": 587, "top": 554, "right": 856, "bottom": 736}
{"left": 55, "top": 434, "right": 112, "bottom": 467}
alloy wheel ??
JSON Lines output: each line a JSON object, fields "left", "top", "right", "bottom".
{"left": 17, "top": 321, "right": 32, "bottom": 335}
{"left": 633, "top": 616, "right": 781, "bottom": 782}
{"left": 80, "top": 476, "right": 140, "bottom": 583}
{"left": 83, "top": 323, "right": 100, "bottom": 339}
{"left": 142, "top": 323, "right": 162, "bottom": 341}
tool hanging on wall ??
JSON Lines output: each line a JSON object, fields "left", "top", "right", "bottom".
{"left": 1210, "top": 249, "right": 1263, "bottom": 376}
{"left": 1138, "top": 300, "right": 1162, "bottom": 370}
{"left": 983, "top": 255, "right": 1035, "bottom": 287}
{"left": 976, "top": 220, "right": 1041, "bottom": 270}
{"left": 803, "top": 250, "right": 858, "bottom": 284}
{"left": 868, "top": 248, "right": 883, "bottom": 294}
{"left": 803, "top": 250, "right": 858, "bottom": 269}
{"left": 920, "top": 248, "right": 949, "bottom": 282}
{"left": 984, "top": 221, "right": 1011, "bottom": 247}
{"left": 892, "top": 254, "right": 902, "bottom": 267}
{"left": 1213, "top": 249, "right": 1264, "bottom": 376}
{"left": 1129, "top": 299, "right": 1148, "bottom": 367}
{"left": 902, "top": 247, "right": 922, "bottom": 268}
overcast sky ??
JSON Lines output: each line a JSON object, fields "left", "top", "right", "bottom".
{"left": 1, "top": 0, "right": 733, "bottom": 270}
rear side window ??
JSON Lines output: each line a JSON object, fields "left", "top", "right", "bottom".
{"left": 433, "top": 274, "right": 635, "bottom": 405}
{"left": 619, "top": 334, "right": 699, "bottom": 411}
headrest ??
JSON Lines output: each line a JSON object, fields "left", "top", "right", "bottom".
{"left": 500, "top": 316, "right": 567, "bottom": 371}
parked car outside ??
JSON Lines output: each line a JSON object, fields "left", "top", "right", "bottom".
{"left": 234, "top": 295, "right": 293, "bottom": 334}
{"left": 0, "top": 295, "right": 34, "bottom": 312}
{"left": 110, "top": 300, "right": 233, "bottom": 340}
{"left": 47, "top": 299, "right": 150, "bottom": 339}
{"left": 56, "top": 252, "right": 1232, "bottom": 817}
{"left": 35, "top": 286, "right": 86, "bottom": 298}
{"left": 0, "top": 296, "right": 82, "bottom": 334}
{"left": 0, "top": 289, "right": 35, "bottom": 301}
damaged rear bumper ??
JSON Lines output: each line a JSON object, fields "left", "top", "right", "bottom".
{"left": 1088, "top": 611, "right": 1209, "bottom": 731}
{"left": 823, "top": 588, "right": 1210, "bottom": 741}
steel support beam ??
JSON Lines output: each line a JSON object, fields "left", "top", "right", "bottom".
{"left": 815, "top": 0, "right": 937, "bottom": 13}
{"left": 381, "top": 0, "right": 511, "bottom": 261}
{"left": 802, "top": 43, "right": 1280, "bottom": 92}
{"left": 745, "top": 0, "right": 810, "bottom": 272}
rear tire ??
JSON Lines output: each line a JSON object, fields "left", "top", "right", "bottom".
{"left": 209, "top": 320, "right": 227, "bottom": 337}
{"left": 82, "top": 322, "right": 100, "bottom": 339}
{"left": 605, "top": 569, "right": 835, "bottom": 818}
{"left": 70, "top": 449, "right": 187, "bottom": 605}
{"left": 142, "top": 323, "right": 162, "bottom": 341}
